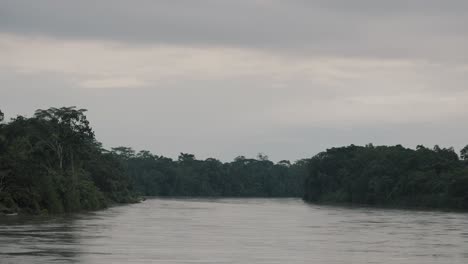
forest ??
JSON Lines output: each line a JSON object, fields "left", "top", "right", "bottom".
{"left": 2, "top": 107, "right": 468, "bottom": 214}
{"left": 115, "top": 148, "right": 307, "bottom": 198}
{"left": 304, "top": 144, "right": 468, "bottom": 209}
{"left": 0, "top": 107, "right": 138, "bottom": 214}
{"left": 0, "top": 107, "right": 306, "bottom": 214}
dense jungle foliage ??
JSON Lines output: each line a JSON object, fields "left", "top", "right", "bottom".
{"left": 0, "top": 107, "right": 137, "bottom": 214}
{"left": 0, "top": 107, "right": 306, "bottom": 214}
{"left": 2, "top": 107, "right": 468, "bottom": 214}
{"left": 113, "top": 148, "right": 307, "bottom": 197}
{"left": 304, "top": 144, "right": 468, "bottom": 209}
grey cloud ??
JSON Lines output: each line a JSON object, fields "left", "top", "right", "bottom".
{"left": 2, "top": 0, "right": 468, "bottom": 162}
{"left": 1, "top": 0, "right": 468, "bottom": 61}
{"left": 2, "top": 65, "right": 468, "bottom": 162}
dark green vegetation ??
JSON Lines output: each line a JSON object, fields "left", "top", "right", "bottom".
{"left": 0, "top": 107, "right": 307, "bottom": 214}
{"left": 114, "top": 149, "right": 307, "bottom": 197}
{"left": 2, "top": 107, "right": 468, "bottom": 214}
{"left": 0, "top": 107, "right": 137, "bottom": 214}
{"left": 304, "top": 144, "right": 468, "bottom": 210}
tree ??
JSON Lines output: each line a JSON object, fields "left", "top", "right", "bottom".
{"left": 178, "top": 153, "right": 195, "bottom": 163}
{"left": 137, "top": 150, "right": 154, "bottom": 159}
{"left": 0, "top": 107, "right": 137, "bottom": 214}
{"left": 34, "top": 107, "right": 94, "bottom": 170}
{"left": 111, "top": 146, "right": 136, "bottom": 159}
{"left": 257, "top": 153, "right": 269, "bottom": 161}
{"left": 461, "top": 145, "right": 468, "bottom": 160}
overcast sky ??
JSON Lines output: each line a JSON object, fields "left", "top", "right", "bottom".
{"left": 1, "top": 0, "right": 468, "bottom": 162}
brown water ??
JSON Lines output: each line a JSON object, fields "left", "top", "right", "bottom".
{"left": 1, "top": 198, "right": 468, "bottom": 264}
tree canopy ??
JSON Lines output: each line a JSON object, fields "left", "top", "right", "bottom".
{"left": 112, "top": 149, "right": 307, "bottom": 198}
{"left": 0, "top": 107, "right": 137, "bottom": 214}
{"left": 0, "top": 107, "right": 307, "bottom": 214}
{"left": 304, "top": 144, "right": 468, "bottom": 210}
{"left": 2, "top": 107, "right": 468, "bottom": 214}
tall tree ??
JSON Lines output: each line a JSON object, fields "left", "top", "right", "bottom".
{"left": 461, "top": 145, "right": 468, "bottom": 161}
{"left": 34, "top": 107, "right": 94, "bottom": 171}
{"left": 0, "top": 107, "right": 136, "bottom": 214}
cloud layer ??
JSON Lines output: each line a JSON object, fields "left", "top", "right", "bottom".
{"left": 2, "top": 0, "right": 468, "bottom": 60}
{"left": 1, "top": 1, "right": 468, "bottom": 161}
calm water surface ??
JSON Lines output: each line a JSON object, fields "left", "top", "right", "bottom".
{"left": 1, "top": 198, "right": 468, "bottom": 263}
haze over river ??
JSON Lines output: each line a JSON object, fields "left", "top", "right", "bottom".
{"left": 1, "top": 198, "right": 468, "bottom": 263}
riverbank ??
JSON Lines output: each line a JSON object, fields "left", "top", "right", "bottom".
{"left": 0, "top": 196, "right": 143, "bottom": 217}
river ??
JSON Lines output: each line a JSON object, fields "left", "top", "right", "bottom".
{"left": 1, "top": 198, "right": 468, "bottom": 263}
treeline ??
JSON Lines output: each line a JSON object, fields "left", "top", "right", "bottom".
{"left": 113, "top": 148, "right": 307, "bottom": 197}
{"left": 0, "top": 107, "right": 307, "bottom": 214}
{"left": 3, "top": 107, "right": 468, "bottom": 214}
{"left": 0, "top": 107, "right": 137, "bottom": 214}
{"left": 304, "top": 144, "right": 468, "bottom": 210}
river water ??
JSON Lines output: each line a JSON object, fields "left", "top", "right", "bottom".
{"left": 1, "top": 198, "right": 468, "bottom": 264}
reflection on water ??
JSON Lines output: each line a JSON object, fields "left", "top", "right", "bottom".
{"left": 1, "top": 198, "right": 468, "bottom": 264}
